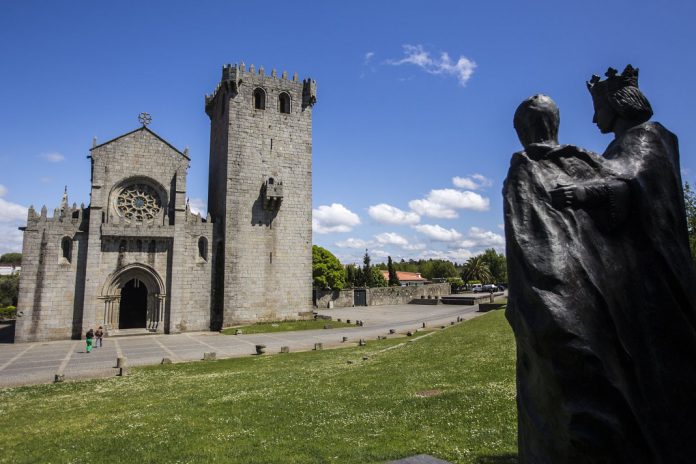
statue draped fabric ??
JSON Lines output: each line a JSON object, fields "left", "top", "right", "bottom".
{"left": 504, "top": 71, "right": 696, "bottom": 463}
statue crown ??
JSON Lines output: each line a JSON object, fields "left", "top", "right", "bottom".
{"left": 587, "top": 65, "right": 640, "bottom": 94}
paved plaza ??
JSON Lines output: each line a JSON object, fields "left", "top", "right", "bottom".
{"left": 0, "top": 303, "right": 487, "bottom": 388}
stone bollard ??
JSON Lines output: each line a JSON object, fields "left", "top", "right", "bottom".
{"left": 342, "top": 336, "right": 348, "bottom": 342}
{"left": 203, "top": 352, "right": 216, "bottom": 361}
{"left": 161, "top": 358, "right": 172, "bottom": 364}
{"left": 389, "top": 329, "right": 396, "bottom": 334}
{"left": 314, "top": 343, "right": 323, "bottom": 350}
{"left": 407, "top": 331, "right": 414, "bottom": 337}
{"left": 54, "top": 374, "right": 65, "bottom": 383}
{"left": 422, "top": 322, "right": 426, "bottom": 328}
{"left": 255, "top": 345, "right": 266, "bottom": 355}
{"left": 457, "top": 316, "right": 462, "bottom": 322}
{"left": 358, "top": 338, "right": 366, "bottom": 346}
{"left": 490, "top": 293, "right": 495, "bottom": 303}
{"left": 235, "top": 329, "right": 242, "bottom": 335}
{"left": 280, "top": 346, "right": 290, "bottom": 353}
{"left": 116, "top": 357, "right": 128, "bottom": 368}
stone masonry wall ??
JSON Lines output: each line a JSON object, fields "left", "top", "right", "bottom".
{"left": 314, "top": 283, "right": 451, "bottom": 309}
{"left": 207, "top": 64, "right": 315, "bottom": 325}
{"left": 367, "top": 283, "right": 451, "bottom": 306}
{"left": 81, "top": 129, "right": 198, "bottom": 335}
{"left": 15, "top": 208, "right": 88, "bottom": 342}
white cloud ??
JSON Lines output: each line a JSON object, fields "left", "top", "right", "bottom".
{"left": 335, "top": 238, "right": 369, "bottom": 249}
{"left": 409, "top": 188, "right": 489, "bottom": 219}
{"left": 386, "top": 44, "right": 477, "bottom": 87}
{"left": 312, "top": 203, "right": 361, "bottom": 234}
{"left": 368, "top": 203, "right": 420, "bottom": 225}
{"left": 375, "top": 232, "right": 409, "bottom": 247}
{"left": 40, "top": 152, "right": 65, "bottom": 163}
{"left": 364, "top": 52, "right": 375, "bottom": 64}
{"left": 409, "top": 198, "right": 458, "bottom": 219}
{"left": 467, "top": 226, "right": 505, "bottom": 247}
{"left": 412, "top": 224, "right": 463, "bottom": 242}
{"left": 452, "top": 174, "right": 493, "bottom": 190}
{"left": 403, "top": 243, "right": 427, "bottom": 251}
{"left": 188, "top": 198, "right": 207, "bottom": 216}
{"left": 0, "top": 186, "right": 27, "bottom": 254}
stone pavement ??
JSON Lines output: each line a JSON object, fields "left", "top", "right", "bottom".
{"left": 0, "top": 303, "right": 486, "bottom": 388}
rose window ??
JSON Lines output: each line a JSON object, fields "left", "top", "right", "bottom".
{"left": 116, "top": 184, "right": 161, "bottom": 222}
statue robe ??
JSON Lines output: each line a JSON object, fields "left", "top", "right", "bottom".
{"left": 503, "top": 123, "right": 696, "bottom": 463}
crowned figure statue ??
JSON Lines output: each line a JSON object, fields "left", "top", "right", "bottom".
{"left": 504, "top": 66, "right": 696, "bottom": 463}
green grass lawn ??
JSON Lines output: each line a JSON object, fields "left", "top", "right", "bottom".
{"left": 221, "top": 319, "right": 356, "bottom": 335}
{"left": 0, "top": 310, "right": 518, "bottom": 464}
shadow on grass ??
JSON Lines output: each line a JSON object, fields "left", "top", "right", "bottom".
{"left": 475, "top": 454, "right": 518, "bottom": 464}
{"left": 0, "top": 321, "right": 15, "bottom": 343}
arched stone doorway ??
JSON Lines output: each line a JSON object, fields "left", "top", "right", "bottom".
{"left": 119, "top": 279, "right": 148, "bottom": 329}
{"left": 100, "top": 264, "right": 166, "bottom": 333}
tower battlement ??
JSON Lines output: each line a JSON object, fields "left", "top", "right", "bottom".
{"left": 205, "top": 62, "right": 316, "bottom": 112}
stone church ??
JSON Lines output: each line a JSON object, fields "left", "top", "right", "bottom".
{"left": 15, "top": 63, "right": 317, "bottom": 342}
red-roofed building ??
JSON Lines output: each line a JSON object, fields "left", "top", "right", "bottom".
{"left": 380, "top": 270, "right": 428, "bottom": 286}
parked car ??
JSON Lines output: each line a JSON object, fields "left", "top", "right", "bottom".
{"left": 482, "top": 284, "right": 498, "bottom": 292}
{"left": 471, "top": 284, "right": 483, "bottom": 293}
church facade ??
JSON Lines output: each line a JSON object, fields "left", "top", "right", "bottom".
{"left": 14, "top": 63, "right": 317, "bottom": 342}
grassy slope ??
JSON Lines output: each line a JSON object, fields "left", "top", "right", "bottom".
{"left": 0, "top": 310, "right": 517, "bottom": 464}
{"left": 221, "top": 319, "right": 356, "bottom": 334}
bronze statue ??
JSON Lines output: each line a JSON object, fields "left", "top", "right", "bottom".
{"left": 504, "top": 67, "right": 696, "bottom": 463}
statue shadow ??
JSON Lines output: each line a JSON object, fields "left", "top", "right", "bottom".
{"left": 474, "top": 454, "right": 518, "bottom": 464}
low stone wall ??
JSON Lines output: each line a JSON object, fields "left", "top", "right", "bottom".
{"left": 367, "top": 283, "right": 451, "bottom": 306}
{"left": 315, "top": 289, "right": 354, "bottom": 309}
{"left": 315, "top": 283, "right": 451, "bottom": 308}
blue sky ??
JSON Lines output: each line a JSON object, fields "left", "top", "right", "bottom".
{"left": 1, "top": 1, "right": 695, "bottom": 263}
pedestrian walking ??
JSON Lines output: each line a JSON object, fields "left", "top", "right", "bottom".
{"left": 85, "top": 328, "right": 94, "bottom": 353}
{"left": 95, "top": 326, "right": 104, "bottom": 348}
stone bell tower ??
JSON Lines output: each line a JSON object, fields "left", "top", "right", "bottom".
{"left": 205, "top": 63, "right": 316, "bottom": 326}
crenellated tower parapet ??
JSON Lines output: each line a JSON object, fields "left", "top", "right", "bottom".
{"left": 205, "top": 62, "right": 316, "bottom": 117}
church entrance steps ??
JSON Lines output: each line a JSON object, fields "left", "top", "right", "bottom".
{"left": 106, "top": 328, "right": 157, "bottom": 338}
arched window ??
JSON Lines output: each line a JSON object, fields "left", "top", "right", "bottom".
{"left": 253, "top": 88, "right": 266, "bottom": 110}
{"left": 198, "top": 237, "right": 208, "bottom": 261}
{"left": 119, "top": 240, "right": 127, "bottom": 253}
{"left": 136, "top": 240, "right": 143, "bottom": 252}
{"left": 61, "top": 237, "right": 72, "bottom": 263}
{"left": 279, "top": 92, "right": 291, "bottom": 114}
{"left": 148, "top": 240, "right": 156, "bottom": 254}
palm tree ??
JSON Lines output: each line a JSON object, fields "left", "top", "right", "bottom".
{"left": 461, "top": 255, "right": 493, "bottom": 284}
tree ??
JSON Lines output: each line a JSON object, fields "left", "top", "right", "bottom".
{"left": 387, "top": 256, "right": 400, "bottom": 286}
{"left": 685, "top": 182, "right": 696, "bottom": 265}
{"left": 0, "top": 253, "right": 21, "bottom": 265}
{"left": 461, "top": 255, "right": 493, "bottom": 284}
{"left": 479, "top": 248, "right": 507, "bottom": 283}
{"left": 362, "top": 249, "right": 375, "bottom": 287}
{"left": 371, "top": 267, "right": 388, "bottom": 287}
{"left": 0, "top": 274, "right": 19, "bottom": 307}
{"left": 312, "top": 245, "right": 346, "bottom": 290}
{"left": 421, "top": 259, "right": 459, "bottom": 280}
{"left": 345, "top": 264, "right": 357, "bottom": 288}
